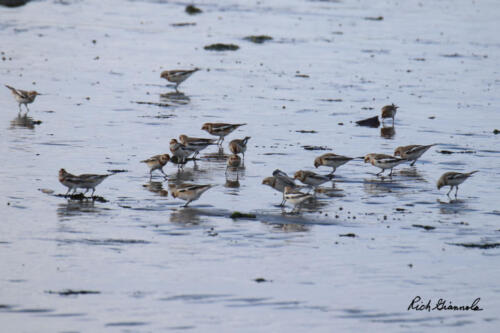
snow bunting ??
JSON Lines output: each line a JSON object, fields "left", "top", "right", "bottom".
{"left": 229, "top": 136, "right": 251, "bottom": 160}
{"left": 178, "top": 135, "right": 216, "bottom": 158}
{"left": 294, "top": 170, "right": 334, "bottom": 187}
{"left": 437, "top": 171, "right": 477, "bottom": 197}
{"left": 394, "top": 144, "right": 436, "bottom": 166}
{"left": 141, "top": 154, "right": 170, "bottom": 179}
{"left": 364, "top": 153, "right": 407, "bottom": 176}
{"left": 58, "top": 168, "right": 112, "bottom": 197}
{"left": 381, "top": 103, "right": 398, "bottom": 125}
{"left": 5, "top": 85, "right": 41, "bottom": 113}
{"left": 170, "top": 183, "right": 212, "bottom": 207}
{"left": 201, "top": 123, "right": 246, "bottom": 145}
{"left": 314, "top": 153, "right": 353, "bottom": 174}
{"left": 284, "top": 186, "right": 313, "bottom": 213}
{"left": 160, "top": 68, "right": 199, "bottom": 90}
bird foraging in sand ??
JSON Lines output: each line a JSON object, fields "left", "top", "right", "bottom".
{"left": 364, "top": 153, "right": 407, "bottom": 176}
{"left": 394, "top": 144, "right": 436, "bottom": 166}
{"left": 170, "top": 183, "right": 212, "bottom": 207}
{"left": 229, "top": 136, "right": 251, "bottom": 161}
{"left": 381, "top": 103, "right": 398, "bottom": 125}
{"left": 437, "top": 171, "right": 477, "bottom": 198}
{"left": 160, "top": 68, "right": 199, "bottom": 90}
{"left": 314, "top": 153, "right": 353, "bottom": 175}
{"left": 170, "top": 139, "right": 196, "bottom": 166}
{"left": 201, "top": 123, "right": 246, "bottom": 145}
{"left": 58, "top": 168, "right": 112, "bottom": 197}
{"left": 262, "top": 169, "right": 297, "bottom": 206}
{"left": 141, "top": 154, "right": 170, "bottom": 179}
{"left": 5, "top": 85, "right": 41, "bottom": 113}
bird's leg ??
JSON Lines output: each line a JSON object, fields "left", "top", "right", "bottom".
{"left": 446, "top": 186, "right": 453, "bottom": 196}
{"left": 182, "top": 200, "right": 192, "bottom": 208}
{"left": 91, "top": 188, "right": 95, "bottom": 198}
{"left": 160, "top": 168, "right": 167, "bottom": 177}
{"left": 376, "top": 169, "right": 384, "bottom": 176}
{"left": 389, "top": 168, "right": 393, "bottom": 176}
{"left": 65, "top": 188, "right": 70, "bottom": 197}
{"left": 410, "top": 160, "right": 416, "bottom": 166}
{"left": 455, "top": 186, "right": 459, "bottom": 198}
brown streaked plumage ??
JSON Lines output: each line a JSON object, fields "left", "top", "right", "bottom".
{"left": 381, "top": 103, "right": 398, "bottom": 124}
{"left": 141, "top": 154, "right": 170, "bottom": 179}
{"left": 262, "top": 170, "right": 297, "bottom": 206}
{"left": 229, "top": 136, "right": 251, "bottom": 160}
{"left": 170, "top": 183, "right": 212, "bottom": 207}
{"left": 294, "top": 170, "right": 334, "bottom": 187}
{"left": 437, "top": 171, "right": 477, "bottom": 198}
{"left": 170, "top": 139, "right": 196, "bottom": 163}
{"left": 314, "top": 153, "right": 353, "bottom": 174}
{"left": 179, "top": 134, "right": 216, "bottom": 157}
{"left": 394, "top": 144, "right": 436, "bottom": 166}
{"left": 201, "top": 123, "right": 246, "bottom": 145}
{"left": 58, "top": 168, "right": 112, "bottom": 197}
{"left": 364, "top": 153, "right": 407, "bottom": 176}
{"left": 160, "top": 68, "right": 199, "bottom": 90}
{"left": 5, "top": 85, "right": 41, "bottom": 113}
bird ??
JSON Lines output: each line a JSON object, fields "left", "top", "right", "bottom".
{"left": 262, "top": 169, "right": 297, "bottom": 206}
{"left": 169, "top": 139, "right": 196, "bottom": 164}
{"left": 141, "top": 154, "right": 170, "bottom": 179}
{"left": 58, "top": 168, "right": 112, "bottom": 197}
{"left": 294, "top": 170, "right": 334, "bottom": 187}
{"left": 178, "top": 135, "right": 216, "bottom": 158}
{"left": 160, "top": 68, "right": 199, "bottom": 90}
{"left": 283, "top": 186, "right": 313, "bottom": 213}
{"left": 170, "top": 183, "right": 212, "bottom": 207}
{"left": 226, "top": 154, "right": 242, "bottom": 174}
{"left": 437, "top": 171, "right": 478, "bottom": 198}
{"left": 381, "top": 103, "right": 398, "bottom": 125}
{"left": 201, "top": 123, "right": 246, "bottom": 145}
{"left": 314, "top": 153, "right": 354, "bottom": 174}
{"left": 229, "top": 136, "right": 251, "bottom": 160}
{"left": 5, "top": 85, "right": 41, "bottom": 113}
{"left": 394, "top": 144, "right": 436, "bottom": 166}
{"left": 364, "top": 153, "right": 407, "bottom": 176}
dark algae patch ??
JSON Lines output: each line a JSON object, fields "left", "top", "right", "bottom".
{"left": 452, "top": 243, "right": 500, "bottom": 249}
{"left": 46, "top": 289, "right": 100, "bottom": 296}
{"left": 356, "top": 116, "right": 380, "bottom": 128}
{"left": 364, "top": 16, "right": 384, "bottom": 21}
{"left": 254, "top": 278, "right": 271, "bottom": 283}
{"left": 55, "top": 193, "right": 108, "bottom": 203}
{"left": 244, "top": 35, "right": 273, "bottom": 44}
{"left": 302, "top": 145, "right": 331, "bottom": 151}
{"left": 438, "top": 150, "right": 475, "bottom": 155}
{"left": 230, "top": 211, "right": 256, "bottom": 219}
{"left": 185, "top": 5, "right": 202, "bottom": 15}
{"left": 339, "top": 233, "right": 356, "bottom": 238}
{"left": 412, "top": 224, "right": 435, "bottom": 231}
{"left": 493, "top": 129, "right": 500, "bottom": 135}
{"left": 204, "top": 43, "right": 240, "bottom": 51}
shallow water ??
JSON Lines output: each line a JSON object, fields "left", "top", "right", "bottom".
{"left": 1, "top": 0, "right": 500, "bottom": 331}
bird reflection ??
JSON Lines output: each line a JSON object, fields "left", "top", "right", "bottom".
{"left": 169, "top": 208, "right": 202, "bottom": 225}
{"left": 380, "top": 125, "right": 395, "bottom": 139}
{"left": 363, "top": 178, "right": 407, "bottom": 196}
{"left": 57, "top": 200, "right": 102, "bottom": 219}
{"left": 143, "top": 181, "right": 169, "bottom": 196}
{"left": 271, "top": 223, "right": 310, "bottom": 233}
{"left": 10, "top": 114, "right": 41, "bottom": 129}
{"left": 225, "top": 173, "right": 240, "bottom": 189}
{"left": 160, "top": 91, "right": 190, "bottom": 105}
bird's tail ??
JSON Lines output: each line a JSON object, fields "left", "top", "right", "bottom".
{"left": 5, "top": 84, "right": 16, "bottom": 91}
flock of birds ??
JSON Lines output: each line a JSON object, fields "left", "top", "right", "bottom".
{"left": 5, "top": 69, "right": 478, "bottom": 212}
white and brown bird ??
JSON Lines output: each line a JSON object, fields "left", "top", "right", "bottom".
{"left": 170, "top": 183, "right": 212, "bottom": 207}
{"left": 437, "top": 171, "right": 478, "bottom": 198}
{"left": 58, "top": 168, "right": 112, "bottom": 197}
{"left": 314, "top": 153, "right": 354, "bottom": 174}
{"left": 294, "top": 170, "right": 334, "bottom": 187}
{"left": 179, "top": 135, "right": 216, "bottom": 158}
{"left": 283, "top": 186, "right": 313, "bottom": 213}
{"left": 160, "top": 68, "right": 199, "bottom": 90}
{"left": 364, "top": 153, "right": 407, "bottom": 176}
{"left": 169, "top": 139, "right": 195, "bottom": 162}
{"left": 5, "top": 85, "right": 41, "bottom": 113}
{"left": 229, "top": 136, "right": 251, "bottom": 160}
{"left": 201, "top": 123, "right": 246, "bottom": 145}
{"left": 141, "top": 154, "right": 170, "bottom": 179}
{"left": 381, "top": 103, "right": 398, "bottom": 125}
{"left": 394, "top": 144, "right": 436, "bottom": 166}
{"left": 262, "top": 170, "right": 297, "bottom": 206}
